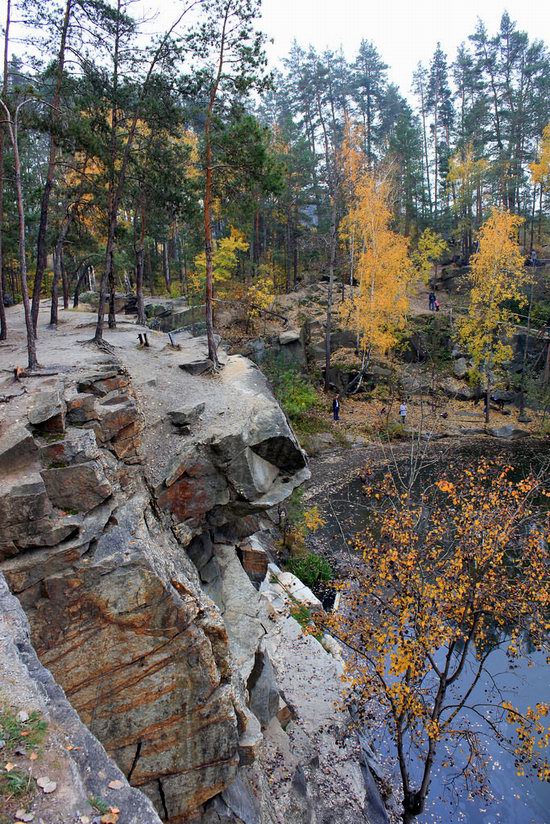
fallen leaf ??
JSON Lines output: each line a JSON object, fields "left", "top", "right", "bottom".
{"left": 37, "top": 776, "right": 57, "bottom": 793}
{"left": 4, "top": 761, "right": 15, "bottom": 772}
{"left": 15, "top": 811, "right": 34, "bottom": 822}
{"left": 29, "top": 752, "right": 38, "bottom": 761}
{"left": 20, "top": 731, "right": 29, "bottom": 737}
{"left": 79, "top": 817, "right": 90, "bottom": 824}
{"left": 16, "top": 711, "right": 29, "bottom": 723}
{"left": 108, "top": 780, "right": 124, "bottom": 790}
{"left": 100, "top": 814, "right": 119, "bottom": 824}
{"left": 110, "top": 808, "right": 120, "bottom": 814}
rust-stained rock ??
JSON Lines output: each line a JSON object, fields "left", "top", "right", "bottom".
{"left": 39, "top": 428, "right": 99, "bottom": 467}
{"left": 41, "top": 460, "right": 112, "bottom": 512}
{"left": 66, "top": 391, "right": 99, "bottom": 424}
{"left": 9, "top": 495, "right": 241, "bottom": 821}
{"left": 158, "top": 449, "right": 230, "bottom": 524}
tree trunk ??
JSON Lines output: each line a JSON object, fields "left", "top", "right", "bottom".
{"left": 5, "top": 105, "right": 38, "bottom": 369}
{"left": 61, "top": 248, "right": 69, "bottom": 309}
{"left": 204, "top": 111, "right": 218, "bottom": 365}
{"left": 0, "top": 0, "right": 11, "bottom": 341}
{"left": 31, "top": 0, "right": 73, "bottom": 334}
{"left": 50, "top": 243, "right": 62, "bottom": 327}
{"left": 163, "top": 240, "right": 171, "bottom": 292}
{"left": 202, "top": 6, "right": 230, "bottom": 368}
{"left": 324, "top": 199, "right": 337, "bottom": 392}
{"left": 135, "top": 201, "right": 146, "bottom": 326}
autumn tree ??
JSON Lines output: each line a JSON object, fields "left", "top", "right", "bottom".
{"left": 413, "top": 227, "right": 448, "bottom": 286}
{"left": 340, "top": 170, "right": 413, "bottom": 373}
{"left": 317, "top": 460, "right": 549, "bottom": 823}
{"left": 530, "top": 123, "right": 550, "bottom": 246}
{"left": 459, "top": 208, "right": 529, "bottom": 423}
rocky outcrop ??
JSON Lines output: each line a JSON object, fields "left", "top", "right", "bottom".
{"left": 0, "top": 573, "right": 161, "bottom": 824}
{"left": 3, "top": 339, "right": 366, "bottom": 824}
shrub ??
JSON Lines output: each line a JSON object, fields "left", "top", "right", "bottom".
{"left": 263, "top": 356, "right": 317, "bottom": 420}
{"left": 286, "top": 553, "right": 333, "bottom": 588}
{"left": 379, "top": 421, "right": 405, "bottom": 441}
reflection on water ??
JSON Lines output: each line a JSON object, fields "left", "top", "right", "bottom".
{"left": 312, "top": 441, "right": 550, "bottom": 824}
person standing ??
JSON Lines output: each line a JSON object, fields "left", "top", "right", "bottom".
{"left": 332, "top": 393, "right": 341, "bottom": 422}
{"left": 399, "top": 401, "right": 407, "bottom": 425}
{"left": 429, "top": 291, "right": 436, "bottom": 311}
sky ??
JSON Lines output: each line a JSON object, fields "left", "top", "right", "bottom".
{"left": 260, "top": 0, "right": 549, "bottom": 97}
{"left": 0, "top": 0, "right": 547, "bottom": 101}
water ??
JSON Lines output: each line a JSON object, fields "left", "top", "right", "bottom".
{"left": 310, "top": 441, "right": 550, "bottom": 824}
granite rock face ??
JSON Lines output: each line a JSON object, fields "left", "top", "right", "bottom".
{"left": 0, "top": 352, "right": 325, "bottom": 823}
{"left": 0, "top": 573, "right": 162, "bottom": 824}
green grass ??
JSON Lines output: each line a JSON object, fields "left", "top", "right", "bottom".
{"left": 0, "top": 704, "right": 47, "bottom": 814}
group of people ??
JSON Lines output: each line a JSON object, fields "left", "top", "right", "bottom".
{"left": 428, "top": 290, "right": 440, "bottom": 312}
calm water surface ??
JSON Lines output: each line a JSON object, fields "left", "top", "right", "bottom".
{"left": 311, "top": 442, "right": 550, "bottom": 824}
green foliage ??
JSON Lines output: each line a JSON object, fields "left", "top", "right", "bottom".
{"left": 89, "top": 795, "right": 110, "bottom": 815}
{"left": 286, "top": 553, "right": 333, "bottom": 588}
{"left": 263, "top": 356, "right": 317, "bottom": 420}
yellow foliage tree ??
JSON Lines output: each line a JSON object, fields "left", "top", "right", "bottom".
{"left": 459, "top": 208, "right": 529, "bottom": 422}
{"left": 530, "top": 123, "right": 550, "bottom": 192}
{"left": 340, "top": 172, "right": 414, "bottom": 364}
{"left": 189, "top": 227, "right": 249, "bottom": 301}
{"left": 315, "top": 460, "right": 549, "bottom": 823}
{"left": 413, "top": 227, "right": 448, "bottom": 285}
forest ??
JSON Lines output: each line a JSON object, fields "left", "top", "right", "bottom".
{"left": 0, "top": 0, "right": 549, "bottom": 377}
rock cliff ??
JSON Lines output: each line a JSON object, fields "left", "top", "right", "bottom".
{"left": 0, "top": 314, "right": 376, "bottom": 823}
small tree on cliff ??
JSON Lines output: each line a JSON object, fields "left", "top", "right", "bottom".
{"left": 317, "top": 460, "right": 549, "bottom": 823}
{"left": 459, "top": 208, "right": 529, "bottom": 423}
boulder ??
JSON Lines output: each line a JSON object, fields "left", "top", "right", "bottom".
{"left": 28, "top": 387, "right": 66, "bottom": 433}
{"left": 41, "top": 461, "right": 112, "bottom": 512}
{"left": 66, "top": 392, "right": 99, "bottom": 424}
{"left": 261, "top": 563, "right": 322, "bottom": 610}
{"left": 239, "top": 338, "right": 266, "bottom": 364}
{"left": 221, "top": 774, "right": 261, "bottom": 824}
{"left": 0, "top": 470, "right": 78, "bottom": 558}
{"left": 204, "top": 543, "right": 266, "bottom": 680}
{"left": 279, "top": 329, "right": 301, "bottom": 345}
{"left": 237, "top": 448, "right": 281, "bottom": 498}
{"left": 440, "top": 377, "right": 479, "bottom": 401}
{"left": 489, "top": 425, "right": 530, "bottom": 440}
{"left": 0, "top": 424, "right": 37, "bottom": 474}
{"left": 95, "top": 396, "right": 139, "bottom": 443}
{"left": 39, "top": 428, "right": 99, "bottom": 467}
{"left": 169, "top": 402, "right": 205, "bottom": 428}
{"left": 453, "top": 357, "right": 468, "bottom": 379}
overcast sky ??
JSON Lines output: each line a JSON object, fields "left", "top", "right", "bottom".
{"left": 1, "top": 0, "right": 547, "bottom": 101}
{"left": 260, "top": 0, "right": 549, "bottom": 97}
